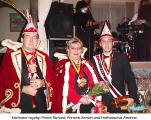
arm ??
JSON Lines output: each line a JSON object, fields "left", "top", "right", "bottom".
{"left": 68, "top": 61, "right": 95, "bottom": 104}
{"left": 45, "top": 54, "right": 55, "bottom": 100}
{"left": 123, "top": 55, "right": 138, "bottom": 104}
{"left": 0, "top": 53, "right": 21, "bottom": 107}
{"left": 0, "top": 53, "right": 8, "bottom": 107}
{"left": 68, "top": 77, "right": 92, "bottom": 105}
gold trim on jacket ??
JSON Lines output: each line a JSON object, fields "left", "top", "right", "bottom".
{"left": 6, "top": 50, "right": 47, "bottom": 108}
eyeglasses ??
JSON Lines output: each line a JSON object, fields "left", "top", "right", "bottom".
{"left": 69, "top": 47, "right": 82, "bottom": 50}
{"left": 24, "top": 35, "right": 38, "bottom": 40}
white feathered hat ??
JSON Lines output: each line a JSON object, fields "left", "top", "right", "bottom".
{"left": 100, "top": 22, "right": 113, "bottom": 40}
{"left": 23, "top": 10, "right": 37, "bottom": 33}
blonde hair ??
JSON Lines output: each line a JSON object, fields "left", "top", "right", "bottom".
{"left": 66, "top": 37, "right": 83, "bottom": 49}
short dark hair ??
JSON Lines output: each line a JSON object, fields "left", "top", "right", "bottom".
{"left": 21, "top": 33, "right": 39, "bottom": 39}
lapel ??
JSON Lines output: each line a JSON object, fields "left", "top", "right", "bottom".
{"left": 111, "top": 52, "right": 119, "bottom": 85}
{"left": 111, "top": 52, "right": 119, "bottom": 71}
{"left": 111, "top": 52, "right": 115, "bottom": 72}
{"left": 11, "top": 49, "right": 22, "bottom": 82}
{"left": 36, "top": 51, "right": 47, "bottom": 79}
{"left": 11, "top": 50, "right": 47, "bottom": 81}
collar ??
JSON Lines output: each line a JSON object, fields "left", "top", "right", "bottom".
{"left": 24, "top": 48, "right": 36, "bottom": 56}
{"left": 103, "top": 51, "right": 112, "bottom": 56}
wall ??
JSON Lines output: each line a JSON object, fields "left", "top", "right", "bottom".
{"left": 0, "top": 0, "right": 30, "bottom": 42}
{"left": 53, "top": 0, "right": 141, "bottom": 11}
{"left": 0, "top": 0, "right": 141, "bottom": 42}
{"left": 52, "top": 0, "right": 141, "bottom": 21}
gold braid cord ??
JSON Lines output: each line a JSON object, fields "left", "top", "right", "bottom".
{"left": 11, "top": 82, "right": 21, "bottom": 107}
{"left": 0, "top": 89, "right": 13, "bottom": 106}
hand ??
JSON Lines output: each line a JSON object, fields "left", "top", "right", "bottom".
{"left": 79, "top": 96, "right": 92, "bottom": 105}
{"left": 124, "top": 98, "right": 134, "bottom": 107}
{"left": 22, "top": 85, "right": 37, "bottom": 96}
{"left": 30, "top": 79, "right": 45, "bottom": 89}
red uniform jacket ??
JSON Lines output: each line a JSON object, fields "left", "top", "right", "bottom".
{"left": 0, "top": 49, "right": 54, "bottom": 113}
{"left": 51, "top": 58, "right": 99, "bottom": 113}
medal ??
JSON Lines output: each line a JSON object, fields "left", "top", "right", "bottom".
{"left": 69, "top": 57, "right": 87, "bottom": 88}
{"left": 78, "top": 78, "right": 87, "bottom": 88}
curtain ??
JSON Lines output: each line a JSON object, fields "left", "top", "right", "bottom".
{"left": 91, "top": 2, "right": 126, "bottom": 32}
{"left": 38, "top": 0, "right": 52, "bottom": 54}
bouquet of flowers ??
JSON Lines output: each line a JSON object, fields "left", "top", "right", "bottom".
{"left": 88, "top": 81, "right": 109, "bottom": 113}
{"left": 88, "top": 81, "right": 109, "bottom": 96}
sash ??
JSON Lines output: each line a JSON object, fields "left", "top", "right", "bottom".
{"left": 93, "top": 55, "right": 122, "bottom": 98}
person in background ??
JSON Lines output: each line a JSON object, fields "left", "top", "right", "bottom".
{"left": 51, "top": 37, "right": 99, "bottom": 113}
{"left": 91, "top": 23, "right": 138, "bottom": 113}
{"left": 74, "top": 0, "right": 103, "bottom": 59}
{"left": 0, "top": 13, "right": 54, "bottom": 113}
{"left": 129, "top": 0, "right": 151, "bottom": 61}
{"left": 75, "top": 0, "right": 94, "bottom": 28}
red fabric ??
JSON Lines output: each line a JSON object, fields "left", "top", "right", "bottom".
{"left": 68, "top": 66, "right": 82, "bottom": 104}
{"left": 51, "top": 59, "right": 68, "bottom": 113}
{"left": 0, "top": 50, "right": 54, "bottom": 111}
{"left": 23, "top": 28, "right": 37, "bottom": 33}
{"left": 51, "top": 58, "right": 99, "bottom": 113}
{"left": 6, "top": 48, "right": 14, "bottom": 53}
{"left": 28, "top": 57, "right": 36, "bottom": 65}
{"left": 25, "top": 50, "right": 36, "bottom": 64}
{"left": 0, "top": 53, "right": 20, "bottom": 109}
{"left": 101, "top": 34, "right": 113, "bottom": 38}
{"left": 26, "top": 51, "right": 36, "bottom": 56}
{"left": 103, "top": 55, "right": 109, "bottom": 59}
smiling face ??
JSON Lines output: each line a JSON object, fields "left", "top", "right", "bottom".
{"left": 21, "top": 32, "right": 40, "bottom": 52}
{"left": 67, "top": 42, "right": 83, "bottom": 61}
{"left": 99, "top": 36, "right": 114, "bottom": 55}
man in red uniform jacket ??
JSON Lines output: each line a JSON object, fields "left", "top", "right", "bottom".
{"left": 0, "top": 13, "right": 54, "bottom": 113}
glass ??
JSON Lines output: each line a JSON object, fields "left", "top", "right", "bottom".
{"left": 24, "top": 35, "right": 38, "bottom": 40}
{"left": 69, "top": 47, "right": 82, "bottom": 51}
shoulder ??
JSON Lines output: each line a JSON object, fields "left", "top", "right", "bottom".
{"left": 113, "top": 52, "right": 129, "bottom": 63}
{"left": 8, "top": 49, "right": 22, "bottom": 57}
{"left": 57, "top": 59, "right": 69, "bottom": 64}
{"left": 82, "top": 58, "right": 94, "bottom": 67}
{"left": 36, "top": 50, "right": 51, "bottom": 60}
{"left": 36, "top": 50, "right": 48, "bottom": 56}
{"left": 82, "top": 58, "right": 90, "bottom": 63}
{"left": 55, "top": 59, "right": 69, "bottom": 67}
{"left": 55, "top": 59, "right": 70, "bottom": 74}
{"left": 2, "top": 52, "right": 11, "bottom": 60}
{"left": 1, "top": 49, "right": 21, "bottom": 65}
{"left": 113, "top": 52, "right": 127, "bottom": 58}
